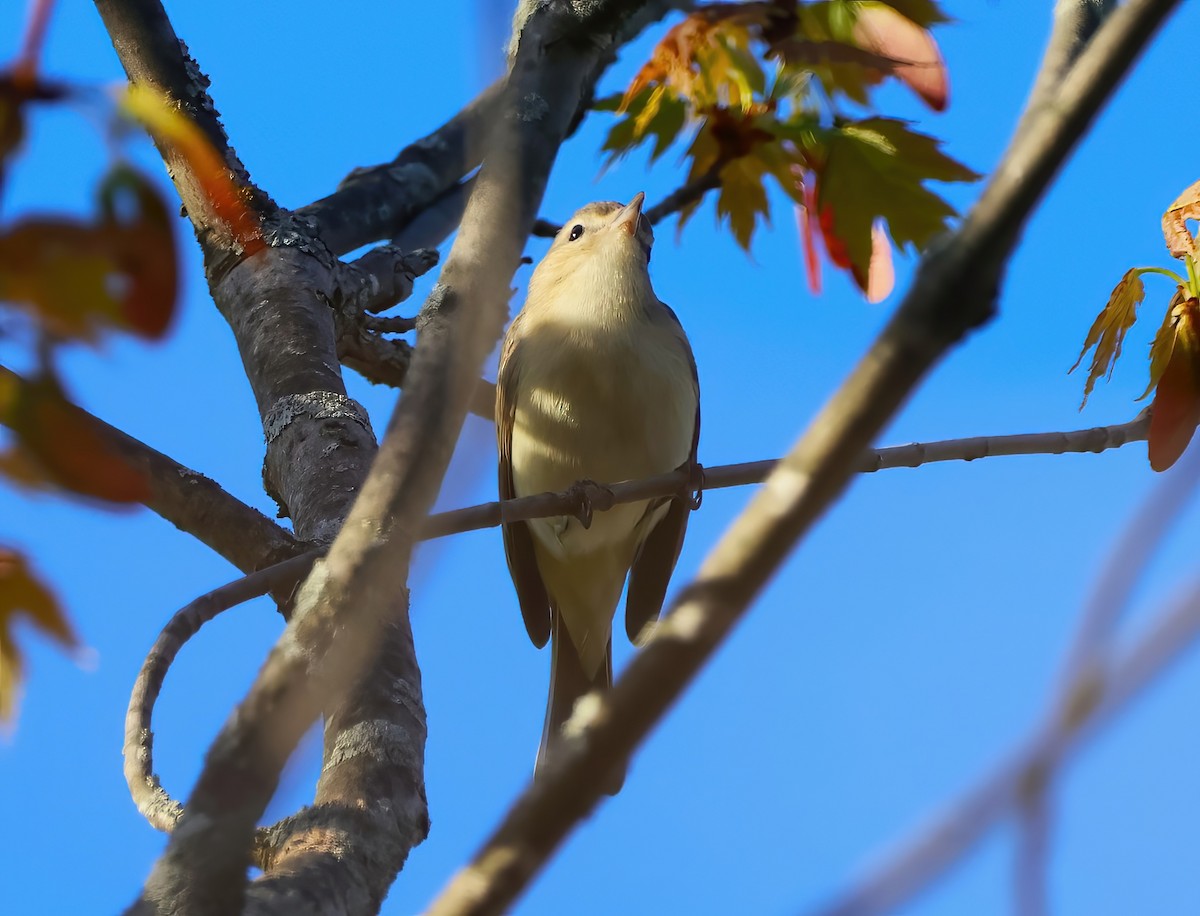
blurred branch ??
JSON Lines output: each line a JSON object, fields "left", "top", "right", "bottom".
{"left": 1020, "top": 0, "right": 1117, "bottom": 136}
{"left": 808, "top": 439, "right": 1200, "bottom": 916}
{"left": 809, "top": 562, "right": 1200, "bottom": 916}
{"left": 421, "top": 414, "right": 1151, "bottom": 540}
{"left": 1014, "top": 781, "right": 1051, "bottom": 916}
{"left": 0, "top": 364, "right": 302, "bottom": 576}
{"left": 426, "top": 1, "right": 1182, "bottom": 912}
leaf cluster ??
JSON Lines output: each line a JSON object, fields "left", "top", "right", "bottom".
{"left": 1073, "top": 183, "right": 1200, "bottom": 471}
{"left": 598, "top": 0, "right": 976, "bottom": 298}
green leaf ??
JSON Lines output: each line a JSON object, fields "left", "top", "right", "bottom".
{"left": 812, "top": 116, "right": 978, "bottom": 275}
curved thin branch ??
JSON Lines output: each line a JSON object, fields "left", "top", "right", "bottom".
{"left": 424, "top": 2, "right": 1182, "bottom": 913}
{"left": 123, "top": 552, "right": 321, "bottom": 835}
{"left": 0, "top": 364, "right": 301, "bottom": 576}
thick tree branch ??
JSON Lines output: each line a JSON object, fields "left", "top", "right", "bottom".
{"left": 296, "top": 81, "right": 503, "bottom": 257}
{"left": 128, "top": 2, "right": 681, "bottom": 914}
{"left": 92, "top": 2, "right": 429, "bottom": 913}
{"left": 0, "top": 364, "right": 300, "bottom": 575}
{"left": 425, "top": 2, "right": 1182, "bottom": 913}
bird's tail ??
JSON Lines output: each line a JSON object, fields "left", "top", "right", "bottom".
{"left": 536, "top": 608, "right": 624, "bottom": 795}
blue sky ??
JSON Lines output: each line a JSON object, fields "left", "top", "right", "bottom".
{"left": 4, "top": 2, "right": 1200, "bottom": 914}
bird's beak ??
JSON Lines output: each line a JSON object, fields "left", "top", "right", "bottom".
{"left": 611, "top": 192, "right": 646, "bottom": 236}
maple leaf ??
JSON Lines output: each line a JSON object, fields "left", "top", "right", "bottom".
{"left": 1070, "top": 268, "right": 1148, "bottom": 408}
{"left": 1142, "top": 292, "right": 1200, "bottom": 471}
{"left": 0, "top": 165, "right": 177, "bottom": 341}
{"left": 620, "top": 4, "right": 776, "bottom": 113}
{"left": 0, "top": 547, "right": 77, "bottom": 723}
{"left": 598, "top": 88, "right": 689, "bottom": 164}
{"left": 1162, "top": 178, "right": 1200, "bottom": 260}
{"left": 804, "top": 116, "right": 977, "bottom": 291}
{"left": 872, "top": 0, "right": 952, "bottom": 28}
{"left": 98, "top": 165, "right": 178, "bottom": 339}
{"left": 778, "top": 0, "right": 948, "bottom": 109}
{"left": 678, "top": 105, "right": 806, "bottom": 250}
{"left": 0, "top": 370, "right": 150, "bottom": 505}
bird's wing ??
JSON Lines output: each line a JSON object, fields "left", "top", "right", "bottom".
{"left": 625, "top": 306, "right": 700, "bottom": 645}
{"left": 497, "top": 314, "right": 553, "bottom": 648}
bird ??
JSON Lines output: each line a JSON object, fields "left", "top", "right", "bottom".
{"left": 496, "top": 192, "right": 699, "bottom": 793}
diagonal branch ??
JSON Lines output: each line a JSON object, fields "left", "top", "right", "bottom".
{"left": 296, "top": 81, "right": 503, "bottom": 257}
{"left": 0, "top": 364, "right": 301, "bottom": 576}
{"left": 424, "top": 1, "right": 1183, "bottom": 913}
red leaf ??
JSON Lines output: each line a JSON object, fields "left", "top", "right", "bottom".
{"left": 800, "top": 180, "right": 822, "bottom": 295}
{"left": 852, "top": 3, "right": 948, "bottom": 111}
{"left": 1147, "top": 297, "right": 1200, "bottom": 471}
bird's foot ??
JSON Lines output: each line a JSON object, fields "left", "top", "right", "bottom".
{"left": 566, "top": 479, "right": 614, "bottom": 530}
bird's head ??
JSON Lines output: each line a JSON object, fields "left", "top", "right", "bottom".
{"left": 530, "top": 193, "right": 655, "bottom": 298}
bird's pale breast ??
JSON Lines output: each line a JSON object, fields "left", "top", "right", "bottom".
{"left": 510, "top": 310, "right": 695, "bottom": 558}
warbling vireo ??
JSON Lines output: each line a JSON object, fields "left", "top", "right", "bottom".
{"left": 496, "top": 192, "right": 700, "bottom": 792}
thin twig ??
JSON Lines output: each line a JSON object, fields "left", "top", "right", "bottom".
{"left": 119, "top": 415, "right": 1152, "bottom": 846}
{"left": 123, "top": 552, "right": 322, "bottom": 835}
{"left": 424, "top": 2, "right": 1182, "bottom": 913}
{"left": 421, "top": 414, "right": 1150, "bottom": 540}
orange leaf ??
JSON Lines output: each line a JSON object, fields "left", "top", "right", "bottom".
{"left": 120, "top": 84, "right": 264, "bottom": 255}
{"left": 99, "top": 165, "right": 178, "bottom": 339}
{"left": 1146, "top": 295, "right": 1200, "bottom": 471}
{"left": 1069, "top": 268, "right": 1147, "bottom": 407}
{"left": 852, "top": 2, "right": 948, "bottom": 111}
{"left": 0, "top": 219, "right": 123, "bottom": 338}
{"left": 0, "top": 546, "right": 76, "bottom": 722}
{"left": 0, "top": 373, "right": 149, "bottom": 505}
{"left": 0, "top": 165, "right": 177, "bottom": 341}
{"left": 1162, "top": 179, "right": 1200, "bottom": 260}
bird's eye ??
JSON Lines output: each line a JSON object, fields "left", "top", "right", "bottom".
{"left": 643, "top": 243, "right": 652, "bottom": 264}
{"left": 568, "top": 224, "right": 585, "bottom": 241}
